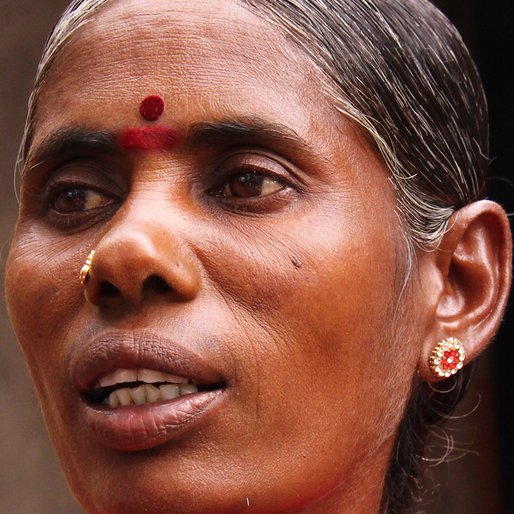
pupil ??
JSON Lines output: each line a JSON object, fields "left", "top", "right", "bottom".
{"left": 55, "top": 189, "right": 87, "bottom": 212}
{"left": 231, "top": 172, "right": 264, "bottom": 197}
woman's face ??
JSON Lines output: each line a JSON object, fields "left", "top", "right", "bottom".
{"left": 6, "top": 0, "right": 421, "bottom": 512}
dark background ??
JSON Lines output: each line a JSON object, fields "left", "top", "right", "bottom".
{"left": 432, "top": 1, "right": 514, "bottom": 512}
{"left": 0, "top": 1, "right": 512, "bottom": 513}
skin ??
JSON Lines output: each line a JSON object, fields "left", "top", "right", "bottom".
{"left": 5, "top": 0, "right": 512, "bottom": 513}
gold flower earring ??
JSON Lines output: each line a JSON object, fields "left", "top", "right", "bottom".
{"left": 429, "top": 337, "right": 466, "bottom": 378}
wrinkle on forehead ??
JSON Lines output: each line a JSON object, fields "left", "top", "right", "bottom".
{"left": 31, "top": 0, "right": 329, "bottom": 151}
{"left": 51, "top": 0, "right": 310, "bottom": 92}
{"left": 28, "top": 0, "right": 385, "bottom": 195}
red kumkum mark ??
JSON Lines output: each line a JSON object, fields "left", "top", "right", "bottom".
{"left": 140, "top": 95, "right": 165, "bottom": 121}
{"left": 119, "top": 126, "right": 180, "bottom": 151}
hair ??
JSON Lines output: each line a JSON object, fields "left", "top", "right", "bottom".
{"left": 18, "top": 0, "right": 488, "bottom": 512}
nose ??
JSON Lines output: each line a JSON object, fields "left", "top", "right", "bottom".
{"left": 84, "top": 219, "right": 202, "bottom": 308}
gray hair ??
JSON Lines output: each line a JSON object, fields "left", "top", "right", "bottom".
{"left": 244, "top": 0, "right": 489, "bottom": 250}
{"left": 18, "top": 0, "right": 489, "bottom": 255}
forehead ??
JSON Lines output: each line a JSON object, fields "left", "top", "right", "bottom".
{"left": 32, "top": 0, "right": 336, "bottom": 150}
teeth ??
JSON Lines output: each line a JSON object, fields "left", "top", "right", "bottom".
{"left": 179, "top": 384, "right": 199, "bottom": 396}
{"left": 117, "top": 388, "right": 132, "bottom": 407}
{"left": 104, "top": 382, "right": 200, "bottom": 408}
{"left": 138, "top": 369, "right": 188, "bottom": 384}
{"left": 97, "top": 368, "right": 190, "bottom": 389}
{"left": 100, "top": 369, "right": 138, "bottom": 388}
{"left": 160, "top": 384, "right": 180, "bottom": 400}
{"left": 145, "top": 384, "right": 161, "bottom": 402}
{"left": 107, "top": 391, "right": 120, "bottom": 408}
{"left": 132, "top": 385, "right": 147, "bottom": 405}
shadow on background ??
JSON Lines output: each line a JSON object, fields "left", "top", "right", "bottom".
{"left": 432, "top": 1, "right": 514, "bottom": 513}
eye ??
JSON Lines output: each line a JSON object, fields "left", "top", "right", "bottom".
{"left": 208, "top": 151, "right": 296, "bottom": 204}
{"left": 215, "top": 169, "right": 284, "bottom": 199}
{"left": 51, "top": 187, "right": 114, "bottom": 214}
{"left": 20, "top": 155, "right": 127, "bottom": 231}
{"left": 44, "top": 183, "right": 121, "bottom": 231}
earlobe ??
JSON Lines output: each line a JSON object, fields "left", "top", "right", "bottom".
{"left": 418, "top": 200, "right": 512, "bottom": 382}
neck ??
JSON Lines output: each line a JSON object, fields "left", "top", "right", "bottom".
{"left": 298, "top": 436, "right": 394, "bottom": 514}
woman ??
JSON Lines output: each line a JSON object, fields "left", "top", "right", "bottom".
{"left": 4, "top": 0, "right": 512, "bottom": 512}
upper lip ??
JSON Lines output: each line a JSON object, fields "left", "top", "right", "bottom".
{"left": 70, "top": 330, "right": 226, "bottom": 394}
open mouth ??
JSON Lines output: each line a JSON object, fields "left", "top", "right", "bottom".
{"left": 85, "top": 368, "right": 225, "bottom": 408}
{"left": 71, "top": 331, "right": 228, "bottom": 450}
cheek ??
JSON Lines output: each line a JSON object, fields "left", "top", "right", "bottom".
{"left": 196, "top": 197, "right": 415, "bottom": 486}
{"left": 205, "top": 198, "right": 403, "bottom": 369}
{"left": 5, "top": 224, "right": 83, "bottom": 394}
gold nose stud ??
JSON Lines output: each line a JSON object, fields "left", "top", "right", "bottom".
{"left": 79, "top": 250, "right": 96, "bottom": 287}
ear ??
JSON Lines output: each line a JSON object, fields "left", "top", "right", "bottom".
{"left": 417, "top": 200, "right": 512, "bottom": 382}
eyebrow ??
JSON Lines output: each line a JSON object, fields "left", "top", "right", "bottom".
{"left": 24, "top": 128, "right": 118, "bottom": 176}
{"left": 24, "top": 116, "right": 319, "bottom": 174}
{"left": 187, "top": 117, "right": 315, "bottom": 155}
{"left": 186, "top": 117, "right": 333, "bottom": 169}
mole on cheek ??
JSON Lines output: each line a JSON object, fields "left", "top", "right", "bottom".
{"left": 118, "top": 126, "right": 181, "bottom": 151}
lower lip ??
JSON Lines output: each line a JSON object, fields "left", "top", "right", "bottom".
{"left": 80, "top": 390, "right": 224, "bottom": 451}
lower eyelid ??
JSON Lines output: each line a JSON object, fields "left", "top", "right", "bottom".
{"left": 46, "top": 201, "right": 120, "bottom": 232}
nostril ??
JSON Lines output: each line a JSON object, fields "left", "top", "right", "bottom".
{"left": 100, "top": 281, "right": 120, "bottom": 298}
{"left": 143, "top": 275, "right": 172, "bottom": 295}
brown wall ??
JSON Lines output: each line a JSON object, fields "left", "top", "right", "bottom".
{"left": 0, "top": 1, "right": 82, "bottom": 512}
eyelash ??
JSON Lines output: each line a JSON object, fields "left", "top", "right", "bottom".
{"left": 204, "top": 151, "right": 301, "bottom": 212}
{"left": 209, "top": 164, "right": 290, "bottom": 193}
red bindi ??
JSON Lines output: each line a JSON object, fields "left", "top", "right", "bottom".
{"left": 140, "top": 95, "right": 165, "bottom": 121}
{"left": 119, "top": 126, "right": 180, "bottom": 151}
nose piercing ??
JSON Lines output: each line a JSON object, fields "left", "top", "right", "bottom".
{"left": 79, "top": 250, "right": 96, "bottom": 286}
{"left": 429, "top": 337, "right": 465, "bottom": 378}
